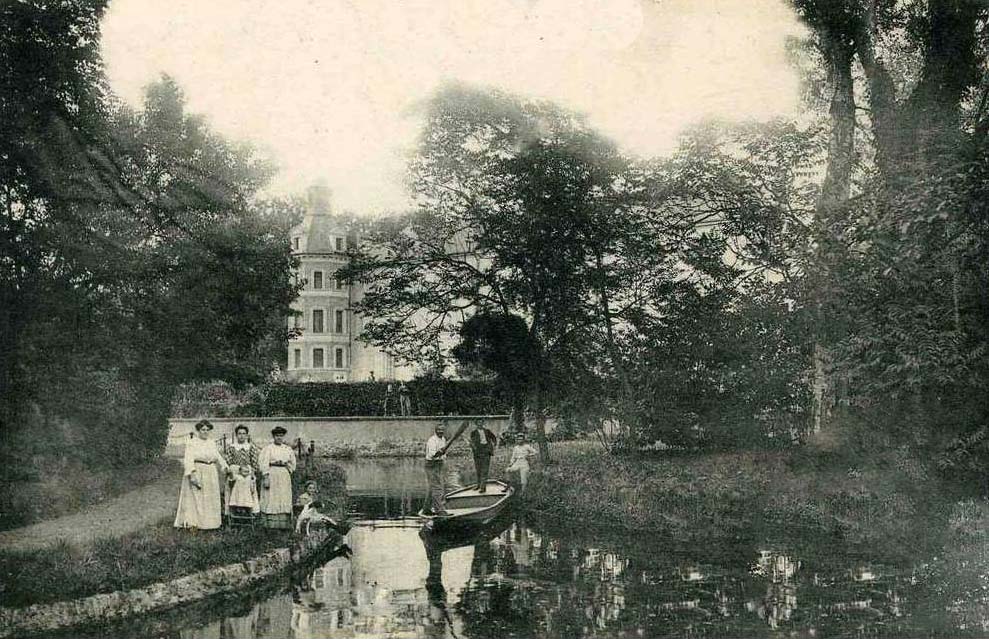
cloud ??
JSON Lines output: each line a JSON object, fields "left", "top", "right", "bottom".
{"left": 101, "top": 0, "right": 806, "bottom": 213}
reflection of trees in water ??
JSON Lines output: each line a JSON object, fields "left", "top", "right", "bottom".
{"left": 446, "top": 522, "right": 955, "bottom": 638}
{"left": 128, "top": 518, "right": 989, "bottom": 638}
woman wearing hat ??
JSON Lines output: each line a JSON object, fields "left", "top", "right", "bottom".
{"left": 174, "top": 419, "right": 230, "bottom": 530}
{"left": 224, "top": 424, "right": 261, "bottom": 519}
{"left": 258, "top": 426, "right": 297, "bottom": 529}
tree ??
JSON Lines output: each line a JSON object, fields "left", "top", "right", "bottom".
{"left": 344, "top": 85, "right": 681, "bottom": 459}
{"left": 452, "top": 312, "right": 542, "bottom": 431}
{"left": 1, "top": 2, "right": 298, "bottom": 468}
{"left": 789, "top": 0, "right": 989, "bottom": 459}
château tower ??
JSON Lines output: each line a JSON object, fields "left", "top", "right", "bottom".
{"left": 284, "top": 183, "right": 409, "bottom": 382}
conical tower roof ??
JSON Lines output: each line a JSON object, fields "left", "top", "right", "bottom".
{"left": 291, "top": 182, "right": 347, "bottom": 253}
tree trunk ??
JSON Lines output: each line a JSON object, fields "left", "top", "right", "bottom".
{"left": 531, "top": 378, "right": 550, "bottom": 463}
{"left": 510, "top": 389, "right": 525, "bottom": 432}
{"left": 856, "top": 0, "right": 980, "bottom": 185}
{"left": 594, "top": 250, "right": 634, "bottom": 445}
{"left": 811, "top": 33, "right": 855, "bottom": 433}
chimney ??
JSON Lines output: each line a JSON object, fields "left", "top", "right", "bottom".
{"left": 306, "top": 182, "right": 332, "bottom": 216}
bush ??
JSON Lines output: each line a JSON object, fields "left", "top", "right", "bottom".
{"left": 171, "top": 379, "right": 512, "bottom": 418}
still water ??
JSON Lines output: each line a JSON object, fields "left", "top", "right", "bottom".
{"left": 60, "top": 459, "right": 989, "bottom": 638}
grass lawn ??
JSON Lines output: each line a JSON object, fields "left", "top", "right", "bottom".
{"left": 0, "top": 457, "right": 181, "bottom": 532}
{"left": 508, "top": 440, "right": 952, "bottom": 561}
{"left": 0, "top": 520, "right": 299, "bottom": 608}
{"left": 0, "top": 458, "right": 348, "bottom": 609}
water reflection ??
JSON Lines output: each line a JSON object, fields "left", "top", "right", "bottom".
{"left": 86, "top": 494, "right": 985, "bottom": 639}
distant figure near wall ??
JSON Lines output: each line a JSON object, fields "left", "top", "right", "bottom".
{"left": 382, "top": 383, "right": 396, "bottom": 416}
{"left": 399, "top": 382, "right": 412, "bottom": 416}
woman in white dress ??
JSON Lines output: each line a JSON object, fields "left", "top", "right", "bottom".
{"left": 259, "top": 426, "right": 297, "bottom": 529}
{"left": 506, "top": 434, "right": 538, "bottom": 494}
{"left": 174, "top": 420, "right": 230, "bottom": 530}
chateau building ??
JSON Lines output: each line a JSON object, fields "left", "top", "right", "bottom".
{"left": 285, "top": 184, "right": 412, "bottom": 382}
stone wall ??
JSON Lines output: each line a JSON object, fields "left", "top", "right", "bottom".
{"left": 166, "top": 415, "right": 513, "bottom": 457}
{"left": 0, "top": 532, "right": 342, "bottom": 638}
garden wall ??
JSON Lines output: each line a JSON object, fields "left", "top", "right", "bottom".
{"left": 166, "top": 415, "right": 514, "bottom": 457}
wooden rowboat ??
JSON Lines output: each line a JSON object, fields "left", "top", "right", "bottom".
{"left": 418, "top": 480, "right": 514, "bottom": 529}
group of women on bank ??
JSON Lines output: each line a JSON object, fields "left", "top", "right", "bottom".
{"left": 174, "top": 421, "right": 300, "bottom": 530}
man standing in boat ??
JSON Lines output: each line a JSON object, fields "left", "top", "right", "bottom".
{"left": 468, "top": 419, "right": 498, "bottom": 492}
{"left": 424, "top": 422, "right": 450, "bottom": 516}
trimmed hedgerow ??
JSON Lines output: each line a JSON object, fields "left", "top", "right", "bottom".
{"left": 172, "top": 379, "right": 512, "bottom": 418}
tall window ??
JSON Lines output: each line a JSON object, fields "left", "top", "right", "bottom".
{"left": 335, "top": 237, "right": 344, "bottom": 252}
{"left": 335, "top": 277, "right": 344, "bottom": 290}
{"left": 335, "top": 309, "right": 344, "bottom": 333}
{"left": 293, "top": 237, "right": 300, "bottom": 250}
{"left": 334, "top": 347, "right": 344, "bottom": 368}
{"left": 312, "top": 309, "right": 324, "bottom": 333}
{"left": 293, "top": 349, "right": 301, "bottom": 369}
{"left": 313, "top": 348, "right": 325, "bottom": 368}
{"left": 313, "top": 271, "right": 323, "bottom": 290}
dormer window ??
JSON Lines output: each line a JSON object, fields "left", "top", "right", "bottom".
{"left": 293, "top": 237, "right": 300, "bottom": 251}
{"left": 335, "top": 237, "right": 344, "bottom": 252}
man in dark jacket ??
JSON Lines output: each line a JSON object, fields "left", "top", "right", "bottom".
{"left": 468, "top": 420, "right": 498, "bottom": 492}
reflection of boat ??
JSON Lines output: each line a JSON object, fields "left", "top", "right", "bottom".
{"left": 418, "top": 480, "right": 514, "bottom": 530}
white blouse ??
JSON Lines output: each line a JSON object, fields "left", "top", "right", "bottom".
{"left": 259, "top": 443, "right": 297, "bottom": 475}
{"left": 182, "top": 437, "right": 228, "bottom": 476}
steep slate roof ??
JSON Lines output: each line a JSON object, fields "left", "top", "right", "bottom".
{"left": 291, "top": 183, "right": 348, "bottom": 254}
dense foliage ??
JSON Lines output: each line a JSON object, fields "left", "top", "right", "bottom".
{"left": 784, "top": 0, "right": 989, "bottom": 476}
{"left": 0, "top": 2, "right": 298, "bottom": 472}
{"left": 171, "top": 380, "right": 511, "bottom": 418}
{"left": 343, "top": 87, "right": 818, "bottom": 453}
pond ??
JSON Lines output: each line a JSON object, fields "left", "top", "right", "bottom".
{"left": 45, "top": 459, "right": 989, "bottom": 638}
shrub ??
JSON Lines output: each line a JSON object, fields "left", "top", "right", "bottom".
{"left": 171, "top": 379, "right": 512, "bottom": 418}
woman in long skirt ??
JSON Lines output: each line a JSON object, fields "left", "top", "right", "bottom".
{"left": 259, "top": 426, "right": 297, "bottom": 529}
{"left": 174, "top": 420, "right": 229, "bottom": 530}
{"left": 224, "top": 424, "right": 260, "bottom": 517}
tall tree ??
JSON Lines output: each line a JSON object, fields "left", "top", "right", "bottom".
{"left": 1, "top": 1, "right": 298, "bottom": 466}
{"left": 790, "top": 0, "right": 989, "bottom": 453}
{"left": 344, "top": 85, "right": 680, "bottom": 459}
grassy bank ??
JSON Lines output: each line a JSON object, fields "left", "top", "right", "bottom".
{"left": 0, "top": 457, "right": 180, "bottom": 532}
{"left": 0, "top": 520, "right": 295, "bottom": 608}
{"left": 515, "top": 440, "right": 952, "bottom": 561}
{"left": 0, "top": 459, "right": 347, "bottom": 609}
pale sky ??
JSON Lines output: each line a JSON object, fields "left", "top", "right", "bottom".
{"left": 101, "top": 0, "right": 807, "bottom": 214}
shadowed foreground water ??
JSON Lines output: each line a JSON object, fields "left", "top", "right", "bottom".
{"left": 37, "top": 459, "right": 989, "bottom": 638}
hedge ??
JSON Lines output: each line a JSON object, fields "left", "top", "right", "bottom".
{"left": 171, "top": 379, "right": 512, "bottom": 418}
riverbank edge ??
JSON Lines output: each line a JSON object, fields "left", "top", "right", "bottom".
{"left": 508, "top": 442, "right": 954, "bottom": 559}
{"left": 0, "top": 530, "right": 342, "bottom": 639}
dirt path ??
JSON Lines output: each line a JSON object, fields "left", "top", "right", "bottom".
{"left": 0, "top": 471, "right": 180, "bottom": 553}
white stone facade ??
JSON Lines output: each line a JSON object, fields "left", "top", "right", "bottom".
{"left": 285, "top": 185, "right": 412, "bottom": 382}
